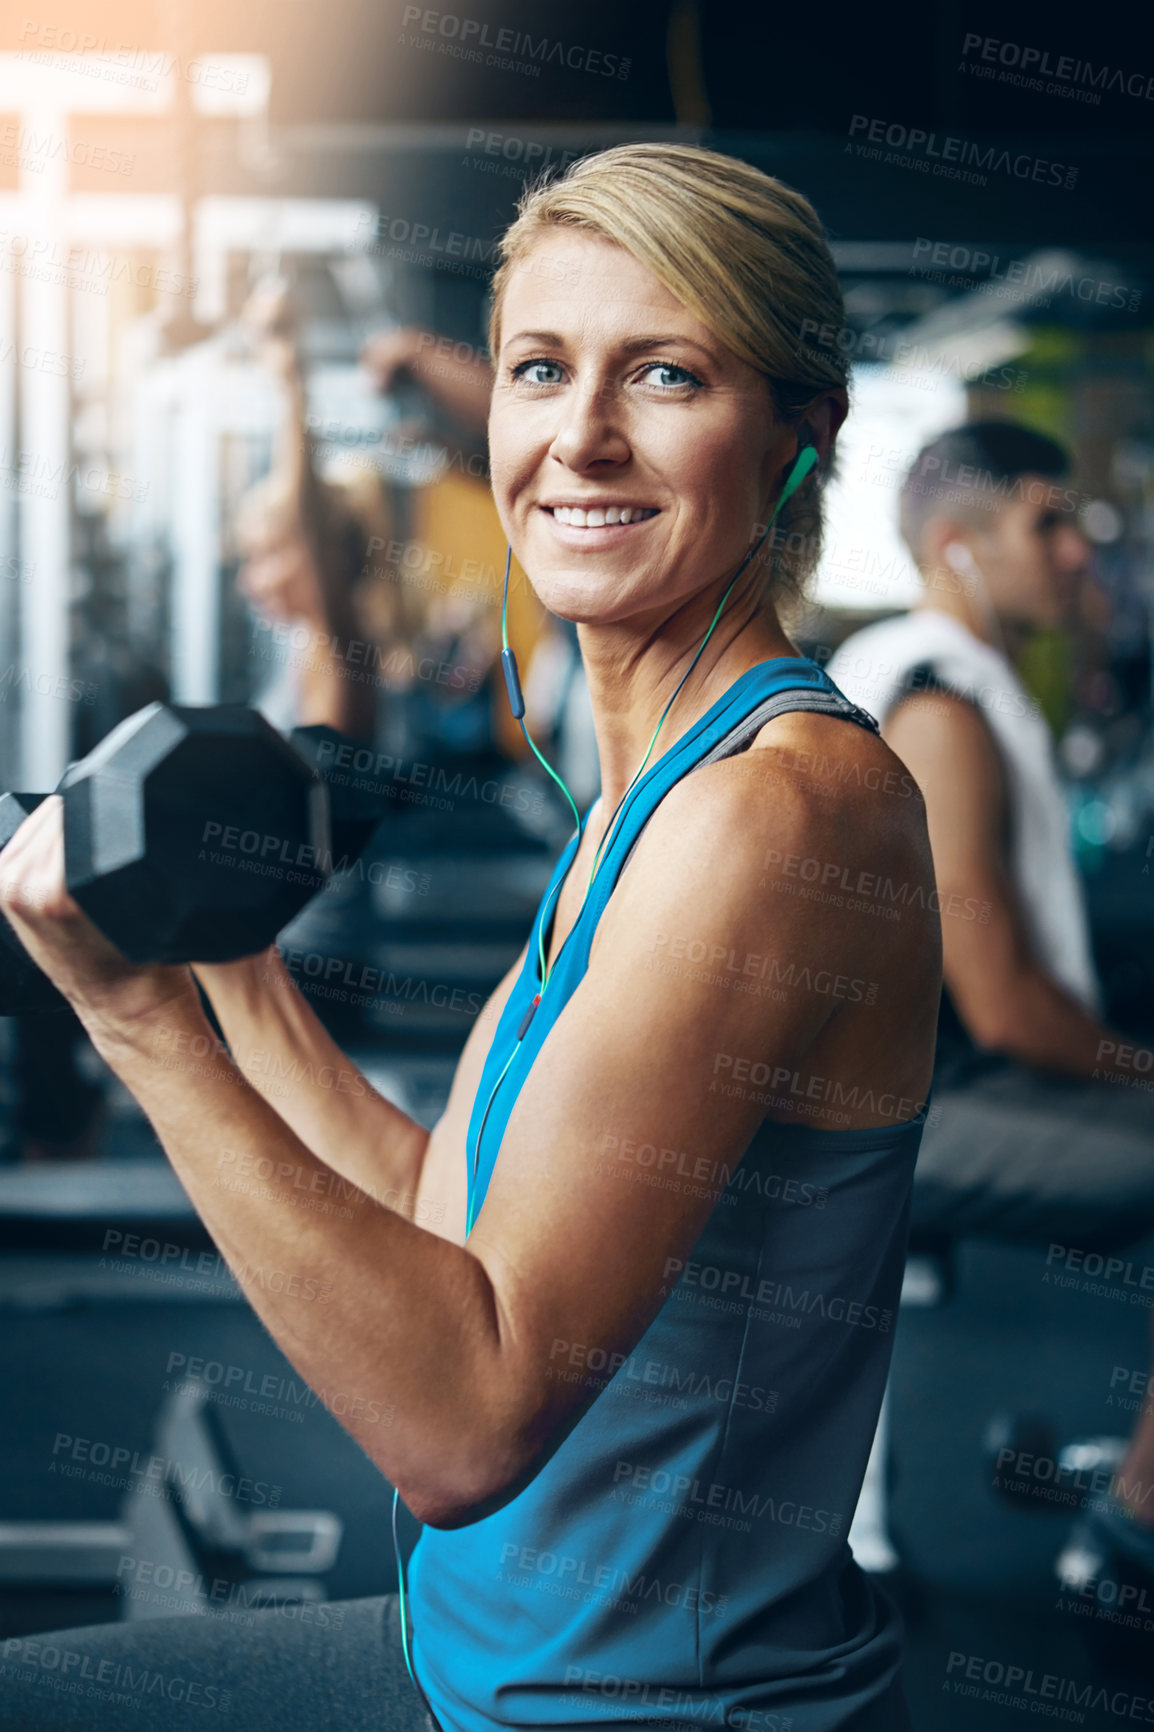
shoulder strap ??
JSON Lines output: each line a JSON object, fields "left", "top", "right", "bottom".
{"left": 693, "top": 683, "right": 879, "bottom": 770}
{"left": 616, "top": 673, "right": 880, "bottom": 877}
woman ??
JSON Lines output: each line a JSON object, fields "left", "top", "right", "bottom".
{"left": 0, "top": 144, "right": 941, "bottom": 1731}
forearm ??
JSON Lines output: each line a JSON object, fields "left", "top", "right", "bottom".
{"left": 273, "top": 362, "right": 325, "bottom": 530}
{"left": 193, "top": 949, "right": 433, "bottom": 1220}
{"left": 957, "top": 961, "right": 1131, "bottom": 1082}
{"left": 294, "top": 636, "right": 377, "bottom": 736}
{"left": 89, "top": 996, "right": 511, "bottom": 1525}
{"left": 409, "top": 345, "right": 493, "bottom": 435}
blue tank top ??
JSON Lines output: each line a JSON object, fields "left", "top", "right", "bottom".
{"left": 407, "top": 657, "right": 926, "bottom": 1732}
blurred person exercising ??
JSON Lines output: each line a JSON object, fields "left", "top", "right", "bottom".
{"left": 0, "top": 145, "right": 940, "bottom": 1730}
{"left": 828, "top": 422, "right": 1154, "bottom": 1592}
{"left": 236, "top": 280, "right": 413, "bottom": 739}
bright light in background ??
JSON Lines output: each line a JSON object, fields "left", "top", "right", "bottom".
{"left": 811, "top": 364, "right": 967, "bottom": 613}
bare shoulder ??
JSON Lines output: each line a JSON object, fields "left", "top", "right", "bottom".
{"left": 654, "top": 706, "right": 933, "bottom": 891}
{"left": 884, "top": 689, "right": 1007, "bottom": 790}
{"left": 597, "top": 706, "right": 938, "bottom": 976}
{"left": 591, "top": 706, "right": 941, "bottom": 1123}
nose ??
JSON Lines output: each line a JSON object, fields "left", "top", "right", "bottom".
{"left": 1058, "top": 524, "right": 1092, "bottom": 571}
{"left": 547, "top": 377, "right": 630, "bottom": 473}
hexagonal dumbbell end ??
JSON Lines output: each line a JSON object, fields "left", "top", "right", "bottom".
{"left": 60, "top": 704, "right": 333, "bottom": 965}
{"left": 289, "top": 726, "right": 391, "bottom": 868}
{"left": 0, "top": 792, "right": 69, "bottom": 1014}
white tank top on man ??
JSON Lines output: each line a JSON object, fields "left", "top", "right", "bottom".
{"left": 827, "top": 609, "right": 1101, "bottom": 1016}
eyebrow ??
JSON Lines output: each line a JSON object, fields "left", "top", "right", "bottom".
{"left": 503, "top": 330, "right": 721, "bottom": 361}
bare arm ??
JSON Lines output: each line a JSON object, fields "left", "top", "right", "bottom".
{"left": 884, "top": 692, "right": 1129, "bottom": 1083}
{"left": 242, "top": 286, "right": 375, "bottom": 737}
{"left": 360, "top": 326, "right": 493, "bottom": 436}
{"left": 0, "top": 768, "right": 904, "bottom": 1532}
{"left": 191, "top": 948, "right": 430, "bottom": 1220}
{"left": 191, "top": 941, "right": 527, "bottom": 1240}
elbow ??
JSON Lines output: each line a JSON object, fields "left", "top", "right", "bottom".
{"left": 965, "top": 1006, "right": 1018, "bottom": 1055}
{"left": 403, "top": 1473, "right": 521, "bottom": 1533}
{"left": 953, "top": 981, "right": 1028, "bottom": 1057}
{"left": 397, "top": 1434, "right": 535, "bottom": 1532}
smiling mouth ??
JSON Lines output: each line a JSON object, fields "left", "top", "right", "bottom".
{"left": 543, "top": 505, "right": 660, "bottom": 527}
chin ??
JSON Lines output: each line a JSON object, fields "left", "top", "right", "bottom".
{"left": 524, "top": 564, "right": 639, "bottom": 627}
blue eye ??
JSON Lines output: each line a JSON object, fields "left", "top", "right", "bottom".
{"left": 511, "top": 358, "right": 564, "bottom": 385}
{"left": 640, "top": 362, "right": 701, "bottom": 390}
{"left": 508, "top": 357, "right": 703, "bottom": 391}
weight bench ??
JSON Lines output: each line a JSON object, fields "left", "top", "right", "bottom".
{"left": 0, "top": 1378, "right": 342, "bottom": 1616}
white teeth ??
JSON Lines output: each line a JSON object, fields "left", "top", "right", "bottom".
{"left": 548, "top": 505, "right": 656, "bottom": 526}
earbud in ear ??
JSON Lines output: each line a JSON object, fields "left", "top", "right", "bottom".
{"left": 772, "top": 445, "right": 818, "bottom": 523}
{"left": 942, "top": 540, "right": 976, "bottom": 575}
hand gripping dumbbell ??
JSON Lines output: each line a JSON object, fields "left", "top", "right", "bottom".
{"left": 0, "top": 705, "right": 388, "bottom": 1017}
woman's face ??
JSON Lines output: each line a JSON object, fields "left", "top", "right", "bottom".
{"left": 488, "top": 232, "right": 800, "bottom": 629}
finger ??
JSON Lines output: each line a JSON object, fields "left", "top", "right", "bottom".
{"left": 0, "top": 794, "right": 60, "bottom": 885}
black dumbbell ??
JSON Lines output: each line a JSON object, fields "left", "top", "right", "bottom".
{"left": 288, "top": 725, "right": 392, "bottom": 865}
{"left": 0, "top": 703, "right": 332, "bottom": 1015}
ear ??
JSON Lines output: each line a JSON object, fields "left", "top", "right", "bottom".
{"left": 922, "top": 517, "right": 975, "bottom": 572}
{"left": 799, "top": 389, "right": 849, "bottom": 467}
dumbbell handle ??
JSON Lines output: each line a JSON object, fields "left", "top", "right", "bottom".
{"left": 0, "top": 792, "right": 68, "bottom": 1014}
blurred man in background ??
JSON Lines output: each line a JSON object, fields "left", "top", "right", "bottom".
{"left": 828, "top": 422, "right": 1154, "bottom": 1594}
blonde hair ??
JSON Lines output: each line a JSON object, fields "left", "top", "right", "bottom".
{"left": 487, "top": 142, "right": 848, "bottom": 609}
